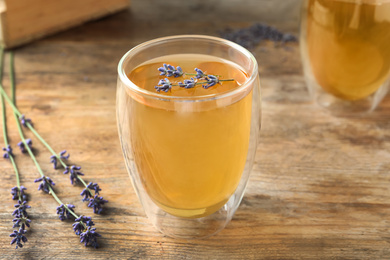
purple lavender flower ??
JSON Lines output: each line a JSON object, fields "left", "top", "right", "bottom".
{"left": 10, "top": 228, "right": 27, "bottom": 249}
{"left": 155, "top": 78, "right": 172, "bottom": 92}
{"left": 203, "top": 75, "right": 219, "bottom": 89}
{"left": 3, "top": 145, "right": 13, "bottom": 159}
{"left": 34, "top": 176, "right": 55, "bottom": 193}
{"left": 80, "top": 182, "right": 101, "bottom": 202}
{"left": 178, "top": 77, "right": 196, "bottom": 89}
{"left": 194, "top": 68, "right": 206, "bottom": 79}
{"left": 50, "top": 155, "right": 57, "bottom": 169}
{"left": 56, "top": 204, "right": 76, "bottom": 221}
{"left": 17, "top": 139, "right": 32, "bottom": 153}
{"left": 11, "top": 186, "right": 27, "bottom": 201}
{"left": 73, "top": 216, "right": 94, "bottom": 235}
{"left": 158, "top": 64, "right": 184, "bottom": 77}
{"left": 12, "top": 200, "right": 31, "bottom": 218}
{"left": 79, "top": 226, "right": 101, "bottom": 248}
{"left": 63, "top": 165, "right": 84, "bottom": 185}
{"left": 50, "top": 150, "right": 70, "bottom": 169}
{"left": 12, "top": 215, "right": 31, "bottom": 230}
{"left": 88, "top": 195, "right": 108, "bottom": 214}
{"left": 19, "top": 115, "right": 32, "bottom": 127}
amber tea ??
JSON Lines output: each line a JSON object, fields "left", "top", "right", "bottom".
{"left": 302, "top": 0, "right": 390, "bottom": 101}
{"left": 126, "top": 54, "right": 252, "bottom": 218}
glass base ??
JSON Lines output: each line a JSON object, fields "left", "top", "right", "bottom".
{"left": 146, "top": 194, "right": 238, "bottom": 239}
{"left": 313, "top": 82, "right": 389, "bottom": 116}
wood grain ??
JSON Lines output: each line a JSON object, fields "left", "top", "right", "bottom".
{"left": 1, "top": 0, "right": 390, "bottom": 259}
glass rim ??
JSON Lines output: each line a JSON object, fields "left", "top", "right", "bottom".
{"left": 117, "top": 35, "right": 259, "bottom": 102}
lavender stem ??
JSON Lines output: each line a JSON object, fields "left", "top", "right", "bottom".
{"left": 0, "top": 49, "right": 21, "bottom": 199}
{"left": 4, "top": 52, "right": 92, "bottom": 194}
{"left": 9, "top": 51, "right": 81, "bottom": 221}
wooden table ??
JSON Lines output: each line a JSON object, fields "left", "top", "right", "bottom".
{"left": 1, "top": 0, "right": 390, "bottom": 259}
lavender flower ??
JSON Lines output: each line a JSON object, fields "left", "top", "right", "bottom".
{"left": 203, "top": 75, "right": 219, "bottom": 89}
{"left": 220, "top": 23, "right": 297, "bottom": 49}
{"left": 178, "top": 77, "right": 196, "bottom": 89}
{"left": 17, "top": 139, "right": 32, "bottom": 153}
{"left": 3, "top": 145, "right": 13, "bottom": 159}
{"left": 80, "top": 182, "right": 101, "bottom": 202}
{"left": 10, "top": 228, "right": 27, "bottom": 249}
{"left": 19, "top": 115, "right": 32, "bottom": 127}
{"left": 50, "top": 150, "right": 70, "bottom": 169}
{"left": 88, "top": 195, "right": 108, "bottom": 214}
{"left": 12, "top": 215, "right": 31, "bottom": 230}
{"left": 80, "top": 226, "right": 101, "bottom": 248}
{"left": 12, "top": 200, "right": 31, "bottom": 218}
{"left": 158, "top": 64, "right": 183, "bottom": 77}
{"left": 194, "top": 68, "right": 206, "bottom": 79}
{"left": 155, "top": 78, "right": 172, "bottom": 92}
{"left": 63, "top": 165, "right": 84, "bottom": 185}
{"left": 11, "top": 186, "right": 27, "bottom": 201}
{"left": 56, "top": 204, "right": 76, "bottom": 221}
{"left": 73, "top": 216, "right": 95, "bottom": 235}
{"left": 34, "top": 176, "right": 55, "bottom": 193}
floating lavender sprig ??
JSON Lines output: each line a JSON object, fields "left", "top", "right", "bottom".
{"left": 155, "top": 65, "right": 234, "bottom": 92}
{"left": 158, "top": 64, "right": 184, "bottom": 77}
{"left": 155, "top": 78, "right": 172, "bottom": 92}
{"left": 1, "top": 48, "right": 31, "bottom": 249}
{"left": 2, "top": 51, "right": 102, "bottom": 248}
{"left": 0, "top": 52, "right": 108, "bottom": 215}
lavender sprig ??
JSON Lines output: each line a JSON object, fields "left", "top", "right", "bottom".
{"left": 3, "top": 144, "right": 13, "bottom": 158}
{"left": 155, "top": 78, "right": 172, "bottom": 92}
{"left": 10, "top": 228, "right": 28, "bottom": 249}
{"left": 12, "top": 200, "right": 31, "bottom": 218}
{"left": 194, "top": 68, "right": 206, "bottom": 79}
{"left": 0, "top": 48, "right": 31, "bottom": 249}
{"left": 80, "top": 226, "right": 101, "bottom": 248}
{"left": 0, "top": 55, "right": 107, "bottom": 214}
{"left": 158, "top": 64, "right": 184, "bottom": 77}
{"left": 63, "top": 165, "right": 84, "bottom": 185}
{"left": 203, "top": 75, "right": 219, "bottom": 89}
{"left": 19, "top": 115, "right": 32, "bottom": 127}
{"left": 88, "top": 195, "right": 108, "bottom": 214}
{"left": 50, "top": 150, "right": 69, "bottom": 169}
{"left": 2, "top": 50, "right": 102, "bottom": 248}
{"left": 178, "top": 77, "right": 196, "bottom": 89}
{"left": 17, "top": 138, "right": 32, "bottom": 153}
{"left": 34, "top": 176, "right": 55, "bottom": 193}
{"left": 155, "top": 65, "right": 234, "bottom": 92}
{"left": 11, "top": 186, "right": 27, "bottom": 201}
{"left": 56, "top": 204, "right": 75, "bottom": 221}
{"left": 81, "top": 182, "right": 101, "bottom": 201}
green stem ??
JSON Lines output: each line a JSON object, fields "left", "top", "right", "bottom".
{"left": 9, "top": 51, "right": 80, "bottom": 219}
{"left": 0, "top": 48, "right": 22, "bottom": 201}
{"left": 6, "top": 53, "right": 92, "bottom": 193}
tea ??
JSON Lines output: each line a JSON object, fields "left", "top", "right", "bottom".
{"left": 126, "top": 54, "right": 252, "bottom": 218}
{"left": 304, "top": 0, "right": 390, "bottom": 100}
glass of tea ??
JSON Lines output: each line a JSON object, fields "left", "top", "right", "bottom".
{"left": 300, "top": 0, "right": 390, "bottom": 114}
{"left": 116, "top": 35, "right": 261, "bottom": 239}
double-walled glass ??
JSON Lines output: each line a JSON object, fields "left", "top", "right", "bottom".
{"left": 300, "top": 0, "right": 390, "bottom": 115}
{"left": 117, "top": 35, "right": 261, "bottom": 239}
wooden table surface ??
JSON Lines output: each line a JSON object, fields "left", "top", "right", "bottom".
{"left": 1, "top": 0, "right": 390, "bottom": 259}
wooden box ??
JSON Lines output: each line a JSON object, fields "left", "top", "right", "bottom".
{"left": 0, "top": 0, "right": 129, "bottom": 48}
